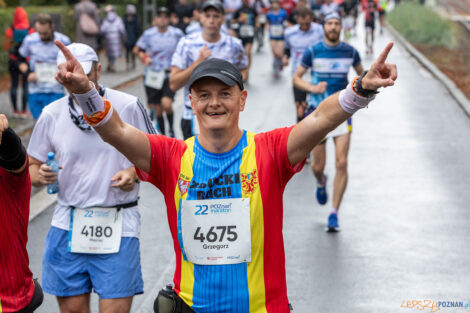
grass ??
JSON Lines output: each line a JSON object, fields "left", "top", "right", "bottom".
{"left": 387, "top": 1, "right": 456, "bottom": 48}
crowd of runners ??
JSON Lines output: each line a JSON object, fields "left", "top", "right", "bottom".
{"left": 0, "top": 0, "right": 396, "bottom": 312}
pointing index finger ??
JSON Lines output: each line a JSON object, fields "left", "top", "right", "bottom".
{"left": 376, "top": 42, "right": 394, "bottom": 65}
{"left": 55, "top": 40, "right": 74, "bottom": 62}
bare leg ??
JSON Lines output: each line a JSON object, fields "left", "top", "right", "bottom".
{"left": 161, "top": 96, "right": 174, "bottom": 134}
{"left": 332, "top": 133, "right": 350, "bottom": 210}
{"left": 57, "top": 294, "right": 91, "bottom": 313}
{"left": 311, "top": 142, "right": 326, "bottom": 184}
{"left": 99, "top": 296, "right": 133, "bottom": 313}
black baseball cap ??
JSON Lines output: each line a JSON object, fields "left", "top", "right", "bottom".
{"left": 202, "top": 0, "right": 225, "bottom": 13}
{"left": 157, "top": 7, "right": 170, "bottom": 15}
{"left": 188, "top": 58, "right": 244, "bottom": 91}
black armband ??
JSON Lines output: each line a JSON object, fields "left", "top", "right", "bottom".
{"left": 284, "top": 47, "right": 290, "bottom": 58}
{"left": 0, "top": 127, "right": 27, "bottom": 171}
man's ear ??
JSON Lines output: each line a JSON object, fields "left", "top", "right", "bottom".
{"left": 239, "top": 89, "right": 247, "bottom": 112}
{"left": 189, "top": 94, "right": 196, "bottom": 115}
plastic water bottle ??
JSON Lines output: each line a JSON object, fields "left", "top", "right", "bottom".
{"left": 46, "top": 152, "right": 60, "bottom": 194}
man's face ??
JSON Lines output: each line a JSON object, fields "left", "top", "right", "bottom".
{"left": 272, "top": 2, "right": 280, "bottom": 10}
{"left": 324, "top": 19, "right": 341, "bottom": 42}
{"left": 298, "top": 15, "right": 312, "bottom": 31}
{"left": 200, "top": 8, "right": 224, "bottom": 36}
{"left": 190, "top": 78, "right": 247, "bottom": 133}
{"left": 35, "top": 22, "right": 53, "bottom": 42}
{"left": 156, "top": 13, "right": 170, "bottom": 28}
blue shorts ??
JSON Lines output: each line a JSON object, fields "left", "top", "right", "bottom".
{"left": 28, "top": 93, "right": 63, "bottom": 119}
{"left": 42, "top": 227, "right": 144, "bottom": 298}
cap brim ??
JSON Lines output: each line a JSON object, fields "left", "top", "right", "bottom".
{"left": 81, "top": 61, "right": 93, "bottom": 75}
{"left": 202, "top": 4, "right": 224, "bottom": 13}
{"left": 189, "top": 73, "right": 238, "bottom": 90}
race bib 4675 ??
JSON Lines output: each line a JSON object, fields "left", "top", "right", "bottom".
{"left": 179, "top": 198, "right": 251, "bottom": 265}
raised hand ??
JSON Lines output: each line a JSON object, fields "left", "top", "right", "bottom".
{"left": 55, "top": 40, "right": 93, "bottom": 94}
{"left": 0, "top": 114, "right": 8, "bottom": 145}
{"left": 362, "top": 42, "right": 398, "bottom": 91}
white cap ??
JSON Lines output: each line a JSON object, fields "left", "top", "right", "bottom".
{"left": 56, "top": 43, "right": 99, "bottom": 75}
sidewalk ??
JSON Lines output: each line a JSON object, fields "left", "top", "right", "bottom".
{"left": 0, "top": 53, "right": 144, "bottom": 136}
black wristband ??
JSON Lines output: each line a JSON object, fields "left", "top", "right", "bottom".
{"left": 0, "top": 128, "right": 27, "bottom": 171}
{"left": 354, "top": 70, "right": 379, "bottom": 98}
{"left": 284, "top": 47, "right": 291, "bottom": 58}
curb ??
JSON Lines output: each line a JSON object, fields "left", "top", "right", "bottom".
{"left": 386, "top": 21, "right": 470, "bottom": 118}
{"left": 28, "top": 72, "right": 143, "bottom": 222}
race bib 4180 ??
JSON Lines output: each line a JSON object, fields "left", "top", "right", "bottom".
{"left": 68, "top": 207, "right": 123, "bottom": 254}
{"left": 179, "top": 198, "right": 251, "bottom": 265}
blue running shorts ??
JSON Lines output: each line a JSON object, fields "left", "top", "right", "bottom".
{"left": 42, "top": 226, "right": 144, "bottom": 298}
{"left": 28, "top": 93, "right": 63, "bottom": 119}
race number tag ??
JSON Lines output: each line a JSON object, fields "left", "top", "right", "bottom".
{"left": 240, "top": 25, "right": 255, "bottom": 37}
{"left": 35, "top": 62, "right": 57, "bottom": 84}
{"left": 68, "top": 207, "right": 123, "bottom": 254}
{"left": 270, "top": 24, "right": 284, "bottom": 37}
{"left": 144, "top": 69, "right": 165, "bottom": 89}
{"left": 259, "top": 14, "right": 267, "bottom": 24}
{"left": 180, "top": 198, "right": 251, "bottom": 265}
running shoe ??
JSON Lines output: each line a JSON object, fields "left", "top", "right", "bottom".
{"left": 326, "top": 213, "right": 340, "bottom": 232}
{"left": 316, "top": 175, "right": 327, "bottom": 205}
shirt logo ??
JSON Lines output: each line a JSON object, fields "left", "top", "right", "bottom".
{"left": 178, "top": 178, "right": 190, "bottom": 195}
{"left": 241, "top": 170, "right": 258, "bottom": 195}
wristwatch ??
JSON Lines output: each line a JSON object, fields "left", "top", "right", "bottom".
{"left": 353, "top": 70, "right": 379, "bottom": 97}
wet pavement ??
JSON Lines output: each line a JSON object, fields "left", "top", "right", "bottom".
{"left": 25, "top": 20, "right": 470, "bottom": 313}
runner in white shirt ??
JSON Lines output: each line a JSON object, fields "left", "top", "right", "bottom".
{"left": 170, "top": 0, "right": 248, "bottom": 140}
{"left": 18, "top": 13, "right": 70, "bottom": 119}
{"left": 223, "top": 0, "right": 243, "bottom": 22}
{"left": 27, "top": 43, "right": 156, "bottom": 313}
{"left": 136, "top": 7, "right": 184, "bottom": 137}
{"left": 185, "top": 4, "right": 230, "bottom": 36}
{"left": 320, "top": 0, "right": 340, "bottom": 19}
{"left": 283, "top": 7, "right": 323, "bottom": 122}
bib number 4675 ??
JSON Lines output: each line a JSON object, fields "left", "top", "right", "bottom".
{"left": 193, "top": 225, "right": 237, "bottom": 243}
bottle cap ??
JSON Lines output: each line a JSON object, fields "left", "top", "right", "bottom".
{"left": 47, "top": 152, "right": 55, "bottom": 160}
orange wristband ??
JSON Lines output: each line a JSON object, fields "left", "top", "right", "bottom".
{"left": 83, "top": 98, "right": 112, "bottom": 127}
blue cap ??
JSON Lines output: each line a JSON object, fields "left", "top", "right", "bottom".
{"left": 47, "top": 152, "right": 55, "bottom": 160}
{"left": 324, "top": 12, "right": 341, "bottom": 23}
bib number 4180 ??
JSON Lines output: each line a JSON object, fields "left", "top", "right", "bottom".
{"left": 81, "top": 225, "right": 113, "bottom": 238}
{"left": 194, "top": 225, "right": 237, "bottom": 243}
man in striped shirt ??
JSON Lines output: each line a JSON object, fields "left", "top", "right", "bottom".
{"left": 293, "top": 13, "right": 364, "bottom": 232}
{"left": 54, "top": 35, "right": 397, "bottom": 312}
{"left": 0, "top": 115, "right": 43, "bottom": 313}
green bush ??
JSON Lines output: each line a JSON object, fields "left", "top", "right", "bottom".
{"left": 387, "top": 1, "right": 455, "bottom": 48}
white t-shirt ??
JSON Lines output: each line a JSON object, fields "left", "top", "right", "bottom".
{"left": 136, "top": 26, "right": 184, "bottom": 72}
{"left": 284, "top": 23, "right": 324, "bottom": 76}
{"left": 171, "top": 32, "right": 248, "bottom": 120}
{"left": 27, "top": 88, "right": 156, "bottom": 237}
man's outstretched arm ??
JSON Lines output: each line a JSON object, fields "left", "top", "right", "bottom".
{"left": 287, "top": 42, "right": 398, "bottom": 166}
{"left": 54, "top": 40, "right": 151, "bottom": 173}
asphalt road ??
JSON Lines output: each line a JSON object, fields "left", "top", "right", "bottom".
{"left": 26, "top": 23, "right": 470, "bottom": 313}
